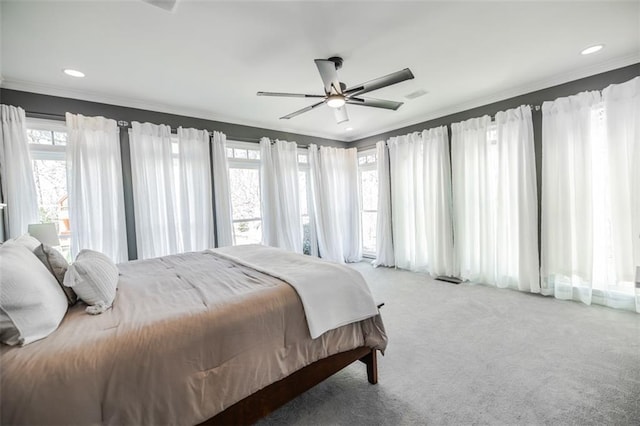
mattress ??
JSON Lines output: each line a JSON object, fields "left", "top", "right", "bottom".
{"left": 1, "top": 248, "right": 387, "bottom": 425}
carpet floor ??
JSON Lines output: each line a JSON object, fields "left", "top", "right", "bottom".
{"left": 258, "top": 262, "right": 640, "bottom": 425}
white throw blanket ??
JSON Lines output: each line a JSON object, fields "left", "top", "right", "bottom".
{"left": 211, "top": 244, "right": 379, "bottom": 339}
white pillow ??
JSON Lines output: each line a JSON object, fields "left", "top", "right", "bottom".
{"left": 0, "top": 242, "right": 69, "bottom": 346}
{"left": 14, "top": 233, "right": 42, "bottom": 252}
{"left": 64, "top": 249, "right": 119, "bottom": 314}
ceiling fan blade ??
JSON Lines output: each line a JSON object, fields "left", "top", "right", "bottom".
{"left": 344, "top": 68, "right": 414, "bottom": 96}
{"left": 257, "top": 91, "right": 325, "bottom": 98}
{"left": 334, "top": 105, "right": 349, "bottom": 124}
{"left": 280, "top": 101, "right": 325, "bottom": 120}
{"left": 347, "top": 97, "right": 404, "bottom": 110}
{"left": 314, "top": 59, "right": 342, "bottom": 95}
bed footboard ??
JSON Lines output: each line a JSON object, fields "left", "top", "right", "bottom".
{"left": 201, "top": 346, "right": 378, "bottom": 425}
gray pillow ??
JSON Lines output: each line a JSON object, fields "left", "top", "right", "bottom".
{"left": 33, "top": 244, "right": 78, "bottom": 306}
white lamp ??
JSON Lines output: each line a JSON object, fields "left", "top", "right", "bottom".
{"left": 28, "top": 223, "right": 61, "bottom": 247}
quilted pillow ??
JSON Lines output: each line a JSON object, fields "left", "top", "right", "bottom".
{"left": 64, "top": 249, "right": 119, "bottom": 315}
{"left": 0, "top": 242, "right": 69, "bottom": 346}
{"left": 33, "top": 244, "right": 78, "bottom": 305}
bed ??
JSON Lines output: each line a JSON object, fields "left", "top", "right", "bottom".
{"left": 0, "top": 244, "right": 387, "bottom": 425}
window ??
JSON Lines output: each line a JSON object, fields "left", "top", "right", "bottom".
{"left": 297, "top": 150, "right": 317, "bottom": 255}
{"left": 358, "top": 149, "right": 378, "bottom": 257}
{"left": 227, "top": 141, "right": 262, "bottom": 245}
{"left": 26, "top": 118, "right": 71, "bottom": 259}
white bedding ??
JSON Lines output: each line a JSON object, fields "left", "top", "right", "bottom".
{"left": 214, "top": 244, "right": 380, "bottom": 339}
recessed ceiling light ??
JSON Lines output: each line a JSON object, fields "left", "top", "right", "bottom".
{"left": 345, "top": 127, "right": 353, "bottom": 131}
{"left": 581, "top": 45, "right": 604, "bottom": 55}
{"left": 63, "top": 68, "right": 85, "bottom": 78}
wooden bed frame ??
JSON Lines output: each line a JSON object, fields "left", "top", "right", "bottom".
{"left": 201, "top": 346, "right": 379, "bottom": 425}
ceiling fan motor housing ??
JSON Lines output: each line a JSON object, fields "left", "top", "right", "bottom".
{"left": 328, "top": 56, "right": 343, "bottom": 70}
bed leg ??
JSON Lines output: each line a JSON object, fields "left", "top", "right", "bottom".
{"left": 359, "top": 349, "right": 378, "bottom": 384}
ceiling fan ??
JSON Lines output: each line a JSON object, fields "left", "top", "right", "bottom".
{"left": 257, "top": 57, "right": 415, "bottom": 124}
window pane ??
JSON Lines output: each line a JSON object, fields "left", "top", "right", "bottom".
{"left": 233, "top": 220, "right": 262, "bottom": 245}
{"left": 358, "top": 156, "right": 366, "bottom": 165}
{"left": 31, "top": 158, "right": 71, "bottom": 259}
{"left": 298, "top": 154, "right": 308, "bottom": 164}
{"left": 234, "top": 148, "right": 248, "bottom": 159}
{"left": 229, "top": 168, "right": 261, "bottom": 220}
{"left": 248, "top": 149, "right": 260, "bottom": 160}
{"left": 53, "top": 132, "right": 67, "bottom": 146}
{"left": 362, "top": 211, "right": 377, "bottom": 254}
{"left": 361, "top": 169, "right": 378, "bottom": 211}
{"left": 27, "top": 129, "right": 53, "bottom": 145}
{"left": 298, "top": 170, "right": 308, "bottom": 216}
{"left": 302, "top": 215, "right": 311, "bottom": 255}
{"left": 226, "top": 147, "right": 234, "bottom": 158}
{"left": 366, "top": 154, "right": 376, "bottom": 164}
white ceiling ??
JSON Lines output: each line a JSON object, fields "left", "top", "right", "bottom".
{"left": 1, "top": 0, "right": 639, "bottom": 142}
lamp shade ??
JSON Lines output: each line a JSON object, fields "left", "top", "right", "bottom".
{"left": 28, "top": 223, "right": 61, "bottom": 247}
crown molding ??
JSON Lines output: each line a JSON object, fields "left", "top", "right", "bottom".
{"left": 0, "top": 79, "right": 345, "bottom": 142}
{"left": 347, "top": 53, "right": 640, "bottom": 143}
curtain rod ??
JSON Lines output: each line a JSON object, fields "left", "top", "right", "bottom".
{"left": 26, "top": 111, "right": 130, "bottom": 127}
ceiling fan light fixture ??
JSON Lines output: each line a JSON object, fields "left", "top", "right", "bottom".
{"left": 326, "top": 94, "right": 345, "bottom": 108}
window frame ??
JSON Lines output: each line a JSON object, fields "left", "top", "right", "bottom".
{"left": 297, "top": 148, "right": 318, "bottom": 256}
{"left": 226, "top": 140, "right": 263, "bottom": 244}
{"left": 357, "top": 148, "right": 378, "bottom": 258}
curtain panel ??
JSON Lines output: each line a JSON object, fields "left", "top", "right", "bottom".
{"left": 542, "top": 77, "right": 639, "bottom": 312}
{"left": 373, "top": 140, "right": 394, "bottom": 267}
{"left": 388, "top": 127, "right": 455, "bottom": 276}
{"left": 309, "top": 144, "right": 361, "bottom": 263}
{"left": 260, "top": 138, "right": 302, "bottom": 253}
{"left": 0, "top": 105, "right": 39, "bottom": 238}
{"left": 66, "top": 113, "right": 128, "bottom": 262}
{"left": 177, "top": 127, "right": 215, "bottom": 252}
{"left": 129, "top": 122, "right": 215, "bottom": 258}
{"left": 211, "top": 131, "right": 234, "bottom": 247}
{"left": 452, "top": 106, "right": 539, "bottom": 292}
{"left": 129, "top": 122, "right": 178, "bottom": 259}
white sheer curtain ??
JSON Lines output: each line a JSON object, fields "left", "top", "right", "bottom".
{"left": 0, "top": 105, "right": 38, "bottom": 238}
{"left": 211, "top": 131, "right": 234, "bottom": 247}
{"left": 542, "top": 78, "right": 639, "bottom": 312}
{"left": 388, "top": 127, "right": 454, "bottom": 276}
{"left": 452, "top": 106, "right": 539, "bottom": 292}
{"left": 129, "top": 122, "right": 178, "bottom": 259}
{"left": 260, "top": 138, "right": 302, "bottom": 253}
{"left": 66, "top": 113, "right": 128, "bottom": 262}
{"left": 177, "top": 127, "right": 214, "bottom": 252}
{"left": 603, "top": 77, "right": 639, "bottom": 312}
{"left": 309, "top": 144, "right": 361, "bottom": 263}
{"left": 373, "top": 140, "right": 394, "bottom": 267}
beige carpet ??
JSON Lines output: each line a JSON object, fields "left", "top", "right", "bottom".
{"left": 258, "top": 262, "right": 640, "bottom": 425}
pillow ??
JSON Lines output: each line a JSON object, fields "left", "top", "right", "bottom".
{"left": 33, "top": 244, "right": 78, "bottom": 306}
{"left": 13, "top": 234, "right": 41, "bottom": 252}
{"left": 0, "top": 242, "right": 69, "bottom": 346}
{"left": 64, "top": 249, "right": 119, "bottom": 315}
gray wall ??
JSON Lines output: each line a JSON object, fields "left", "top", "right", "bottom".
{"left": 353, "top": 63, "right": 640, "bottom": 150}
{"left": 0, "top": 89, "right": 347, "bottom": 148}
{"left": 0, "top": 89, "right": 347, "bottom": 257}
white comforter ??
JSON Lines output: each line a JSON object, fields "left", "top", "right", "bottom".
{"left": 213, "top": 244, "right": 380, "bottom": 339}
